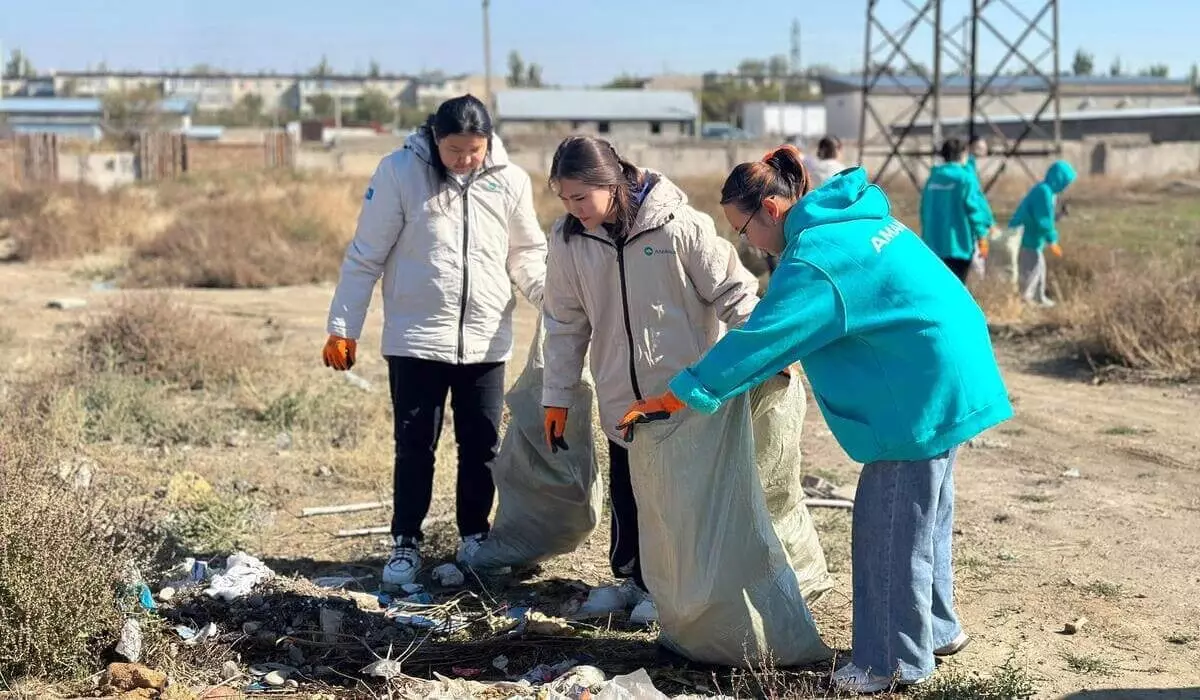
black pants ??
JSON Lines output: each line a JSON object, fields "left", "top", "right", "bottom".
{"left": 608, "top": 441, "right": 646, "bottom": 591}
{"left": 941, "top": 256, "right": 972, "bottom": 283}
{"left": 387, "top": 356, "right": 505, "bottom": 541}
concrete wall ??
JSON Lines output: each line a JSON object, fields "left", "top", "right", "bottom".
{"left": 57, "top": 152, "right": 137, "bottom": 191}
{"left": 829, "top": 91, "right": 1198, "bottom": 143}
{"left": 901, "top": 111, "right": 1200, "bottom": 143}
{"left": 499, "top": 119, "right": 693, "bottom": 139}
{"left": 0, "top": 141, "right": 14, "bottom": 186}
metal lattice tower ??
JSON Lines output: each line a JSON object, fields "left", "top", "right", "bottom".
{"left": 857, "top": 0, "right": 1061, "bottom": 191}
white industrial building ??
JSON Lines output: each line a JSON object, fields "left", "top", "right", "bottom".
{"left": 739, "top": 101, "right": 826, "bottom": 141}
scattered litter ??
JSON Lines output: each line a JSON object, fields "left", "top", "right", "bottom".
{"left": 121, "top": 564, "right": 157, "bottom": 612}
{"left": 274, "top": 432, "right": 293, "bottom": 451}
{"left": 47, "top": 297, "right": 87, "bottom": 310}
{"left": 263, "top": 670, "right": 288, "bottom": 687}
{"left": 176, "top": 621, "right": 219, "bottom": 646}
{"left": 115, "top": 618, "right": 142, "bottom": 662}
{"left": 335, "top": 525, "right": 391, "bottom": 538}
{"left": 157, "top": 586, "right": 176, "bottom": 602}
{"left": 389, "top": 610, "right": 472, "bottom": 634}
{"left": 90, "top": 279, "right": 118, "bottom": 292}
{"left": 204, "top": 552, "right": 274, "bottom": 602}
{"left": 432, "top": 562, "right": 465, "bottom": 587}
{"left": 402, "top": 591, "right": 434, "bottom": 604}
{"left": 1063, "top": 616, "right": 1088, "bottom": 635}
{"left": 1062, "top": 468, "right": 1081, "bottom": 478}
{"left": 221, "top": 660, "right": 240, "bottom": 681}
{"left": 343, "top": 371, "right": 372, "bottom": 391}
{"left": 242, "top": 621, "right": 262, "bottom": 635}
{"left": 492, "top": 654, "right": 509, "bottom": 672}
{"left": 521, "top": 658, "right": 581, "bottom": 684}
{"left": 579, "top": 584, "right": 636, "bottom": 616}
{"left": 801, "top": 474, "right": 854, "bottom": 502}
{"left": 319, "top": 607, "right": 344, "bottom": 644}
{"left": 301, "top": 501, "right": 386, "bottom": 517}
{"left": 547, "top": 665, "right": 607, "bottom": 697}
{"left": 311, "top": 575, "right": 360, "bottom": 589}
{"left": 595, "top": 669, "right": 670, "bottom": 700}
{"left": 801, "top": 497, "right": 855, "bottom": 510}
{"left": 452, "top": 666, "right": 482, "bottom": 678}
{"left": 525, "top": 611, "right": 576, "bottom": 637}
{"left": 629, "top": 598, "right": 658, "bottom": 626}
{"left": 362, "top": 658, "right": 405, "bottom": 679}
{"left": 55, "top": 456, "right": 95, "bottom": 490}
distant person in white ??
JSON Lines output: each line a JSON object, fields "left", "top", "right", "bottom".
{"left": 805, "top": 135, "right": 848, "bottom": 189}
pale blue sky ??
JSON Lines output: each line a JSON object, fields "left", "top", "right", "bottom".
{"left": 5, "top": 1, "right": 1196, "bottom": 84}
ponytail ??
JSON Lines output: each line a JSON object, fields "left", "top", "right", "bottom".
{"left": 720, "top": 144, "right": 812, "bottom": 214}
{"left": 549, "top": 135, "right": 646, "bottom": 241}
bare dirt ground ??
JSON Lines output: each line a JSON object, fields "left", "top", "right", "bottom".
{"left": 4, "top": 258, "right": 1199, "bottom": 699}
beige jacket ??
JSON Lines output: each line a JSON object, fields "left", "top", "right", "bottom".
{"left": 327, "top": 132, "right": 546, "bottom": 364}
{"left": 542, "top": 172, "right": 760, "bottom": 444}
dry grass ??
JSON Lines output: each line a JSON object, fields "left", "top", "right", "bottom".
{"left": 0, "top": 421, "right": 160, "bottom": 680}
{"left": 0, "top": 184, "right": 156, "bottom": 261}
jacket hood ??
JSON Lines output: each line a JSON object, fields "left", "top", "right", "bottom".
{"left": 929, "top": 161, "right": 969, "bottom": 180}
{"left": 1043, "top": 160, "right": 1076, "bottom": 194}
{"left": 784, "top": 166, "right": 890, "bottom": 242}
{"left": 629, "top": 170, "right": 688, "bottom": 236}
{"left": 403, "top": 129, "right": 511, "bottom": 170}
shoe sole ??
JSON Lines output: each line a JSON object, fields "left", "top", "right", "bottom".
{"left": 934, "top": 635, "right": 971, "bottom": 657}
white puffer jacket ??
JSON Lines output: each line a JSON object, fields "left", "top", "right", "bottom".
{"left": 327, "top": 132, "right": 547, "bottom": 364}
{"left": 542, "top": 172, "right": 760, "bottom": 444}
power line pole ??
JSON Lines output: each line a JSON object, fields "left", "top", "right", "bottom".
{"left": 482, "top": 0, "right": 493, "bottom": 109}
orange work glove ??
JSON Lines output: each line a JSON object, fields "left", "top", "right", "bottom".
{"left": 977, "top": 238, "right": 989, "bottom": 259}
{"left": 322, "top": 335, "right": 357, "bottom": 371}
{"left": 1048, "top": 243, "right": 1063, "bottom": 258}
{"left": 544, "top": 407, "right": 569, "bottom": 454}
{"left": 616, "top": 391, "right": 685, "bottom": 443}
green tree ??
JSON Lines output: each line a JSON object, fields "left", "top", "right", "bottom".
{"left": 507, "top": 51, "right": 525, "bottom": 87}
{"left": 526, "top": 64, "right": 543, "bottom": 88}
{"left": 306, "top": 93, "right": 335, "bottom": 119}
{"left": 101, "top": 85, "right": 166, "bottom": 138}
{"left": 190, "top": 63, "right": 217, "bottom": 75}
{"left": 368, "top": 60, "right": 381, "bottom": 78}
{"left": 1109, "top": 57, "right": 1122, "bottom": 77}
{"left": 1139, "top": 64, "right": 1170, "bottom": 78}
{"left": 237, "top": 93, "right": 264, "bottom": 123}
{"left": 4, "top": 49, "right": 35, "bottom": 78}
{"left": 1071, "top": 49, "right": 1094, "bottom": 76}
{"left": 310, "top": 55, "right": 332, "bottom": 78}
{"left": 1190, "top": 63, "right": 1199, "bottom": 89}
{"left": 767, "top": 54, "right": 790, "bottom": 79}
{"left": 603, "top": 73, "right": 647, "bottom": 89}
{"left": 355, "top": 89, "right": 396, "bottom": 124}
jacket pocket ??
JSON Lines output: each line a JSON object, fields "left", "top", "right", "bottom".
{"left": 814, "top": 395, "right": 881, "bottom": 463}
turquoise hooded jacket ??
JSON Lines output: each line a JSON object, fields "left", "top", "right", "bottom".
{"left": 1009, "top": 160, "right": 1076, "bottom": 251}
{"left": 920, "top": 161, "right": 994, "bottom": 260}
{"left": 669, "top": 167, "right": 1013, "bottom": 464}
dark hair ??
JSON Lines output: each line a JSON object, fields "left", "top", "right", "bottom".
{"left": 720, "top": 144, "right": 812, "bottom": 214}
{"left": 939, "top": 137, "right": 966, "bottom": 163}
{"left": 817, "top": 135, "right": 842, "bottom": 161}
{"left": 420, "top": 94, "right": 493, "bottom": 183}
{"left": 549, "top": 135, "right": 644, "bottom": 240}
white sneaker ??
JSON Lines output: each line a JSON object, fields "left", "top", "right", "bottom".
{"left": 934, "top": 631, "right": 971, "bottom": 657}
{"left": 382, "top": 536, "right": 421, "bottom": 590}
{"left": 629, "top": 597, "right": 658, "bottom": 625}
{"left": 579, "top": 580, "right": 643, "bottom": 616}
{"left": 832, "top": 663, "right": 927, "bottom": 694}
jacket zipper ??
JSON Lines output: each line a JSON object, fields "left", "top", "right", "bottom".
{"left": 456, "top": 183, "right": 471, "bottom": 363}
{"left": 614, "top": 239, "right": 643, "bottom": 400}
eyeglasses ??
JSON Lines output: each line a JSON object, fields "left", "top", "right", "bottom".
{"left": 737, "top": 204, "right": 762, "bottom": 242}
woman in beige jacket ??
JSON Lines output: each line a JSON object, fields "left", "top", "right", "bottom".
{"left": 541, "top": 136, "right": 760, "bottom": 621}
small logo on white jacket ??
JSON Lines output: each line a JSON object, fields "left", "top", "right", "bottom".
{"left": 643, "top": 245, "right": 676, "bottom": 257}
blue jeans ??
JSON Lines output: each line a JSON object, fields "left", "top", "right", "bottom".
{"left": 851, "top": 448, "right": 962, "bottom": 681}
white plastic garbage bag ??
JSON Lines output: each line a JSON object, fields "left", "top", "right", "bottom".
{"left": 989, "top": 225, "right": 1024, "bottom": 290}
{"left": 628, "top": 375, "right": 832, "bottom": 667}
{"left": 466, "top": 315, "right": 603, "bottom": 569}
{"left": 750, "top": 375, "right": 832, "bottom": 603}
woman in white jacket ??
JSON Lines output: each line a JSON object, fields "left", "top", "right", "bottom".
{"left": 541, "top": 136, "right": 760, "bottom": 619}
{"left": 323, "top": 95, "right": 547, "bottom": 589}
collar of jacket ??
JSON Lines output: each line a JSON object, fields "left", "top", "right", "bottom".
{"left": 579, "top": 170, "right": 686, "bottom": 244}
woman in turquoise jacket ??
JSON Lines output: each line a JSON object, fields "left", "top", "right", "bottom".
{"left": 1009, "top": 160, "right": 1076, "bottom": 307}
{"left": 616, "top": 146, "right": 1013, "bottom": 693}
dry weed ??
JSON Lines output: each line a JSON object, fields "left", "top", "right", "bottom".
{"left": 0, "top": 424, "right": 159, "bottom": 680}
{"left": 0, "top": 184, "right": 154, "bottom": 261}
{"left": 75, "top": 293, "right": 258, "bottom": 389}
